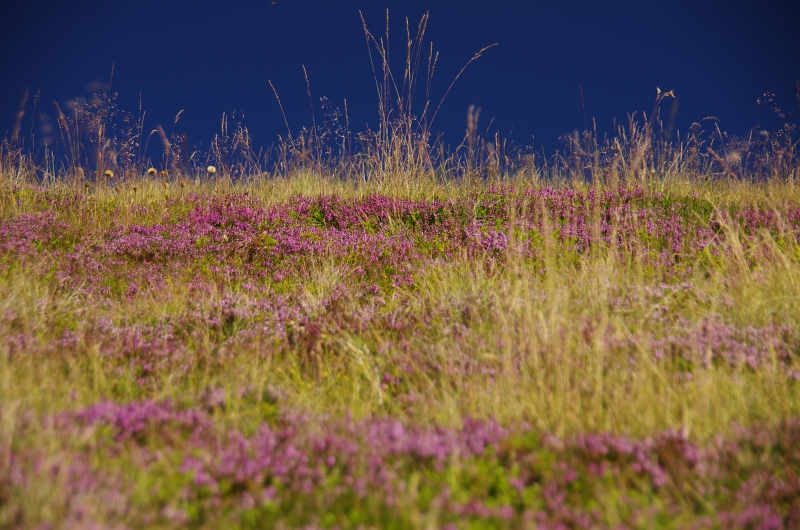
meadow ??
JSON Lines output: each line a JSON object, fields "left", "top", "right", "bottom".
{"left": 2, "top": 22, "right": 800, "bottom": 525}
{"left": 1, "top": 136, "right": 800, "bottom": 528}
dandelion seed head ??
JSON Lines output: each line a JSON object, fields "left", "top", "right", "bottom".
{"left": 726, "top": 151, "right": 742, "bottom": 165}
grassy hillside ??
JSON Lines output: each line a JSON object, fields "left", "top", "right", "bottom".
{"left": 1, "top": 152, "right": 800, "bottom": 527}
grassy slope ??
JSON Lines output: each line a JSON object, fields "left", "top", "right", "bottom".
{"left": 1, "top": 172, "right": 799, "bottom": 528}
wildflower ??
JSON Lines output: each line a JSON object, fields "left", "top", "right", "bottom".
{"left": 132, "top": 185, "right": 138, "bottom": 193}
{"left": 207, "top": 165, "right": 217, "bottom": 175}
{"left": 147, "top": 167, "right": 157, "bottom": 176}
{"left": 180, "top": 180, "right": 186, "bottom": 188}
{"left": 161, "top": 170, "right": 168, "bottom": 177}
{"left": 104, "top": 170, "right": 114, "bottom": 179}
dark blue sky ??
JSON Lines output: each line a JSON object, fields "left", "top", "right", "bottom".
{"left": 2, "top": 0, "right": 799, "bottom": 158}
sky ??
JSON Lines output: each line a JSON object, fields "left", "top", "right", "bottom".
{"left": 1, "top": 0, "right": 799, "bottom": 160}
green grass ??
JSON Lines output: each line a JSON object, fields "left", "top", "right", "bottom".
{"left": 1, "top": 149, "right": 800, "bottom": 527}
